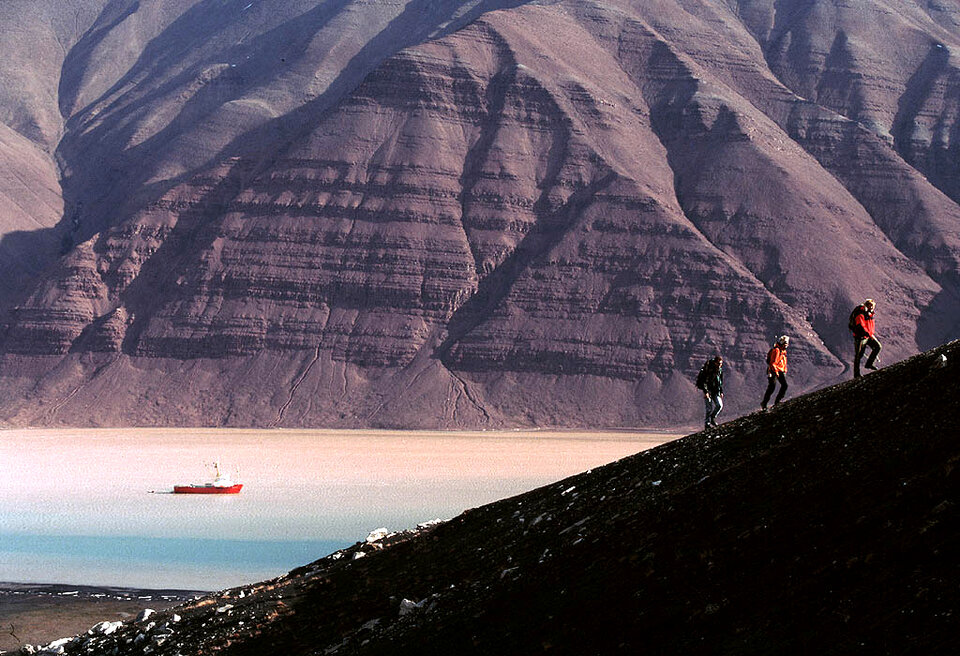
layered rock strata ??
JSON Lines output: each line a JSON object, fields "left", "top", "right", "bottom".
{"left": 1, "top": 0, "right": 959, "bottom": 427}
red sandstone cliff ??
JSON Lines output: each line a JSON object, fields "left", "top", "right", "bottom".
{"left": 1, "top": 0, "right": 959, "bottom": 428}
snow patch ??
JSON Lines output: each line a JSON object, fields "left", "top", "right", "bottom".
{"left": 366, "top": 528, "right": 390, "bottom": 543}
{"left": 38, "top": 638, "right": 73, "bottom": 655}
{"left": 89, "top": 621, "right": 122, "bottom": 636}
{"left": 417, "top": 518, "right": 444, "bottom": 530}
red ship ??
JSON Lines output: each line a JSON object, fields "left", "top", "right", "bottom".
{"left": 173, "top": 461, "right": 243, "bottom": 494}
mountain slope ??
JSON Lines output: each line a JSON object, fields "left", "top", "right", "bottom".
{"left": 1, "top": 0, "right": 960, "bottom": 428}
{"left": 26, "top": 339, "right": 960, "bottom": 655}
{"left": 0, "top": 123, "right": 64, "bottom": 309}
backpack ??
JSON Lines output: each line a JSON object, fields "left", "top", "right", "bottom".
{"left": 848, "top": 305, "right": 862, "bottom": 332}
{"left": 695, "top": 362, "right": 709, "bottom": 390}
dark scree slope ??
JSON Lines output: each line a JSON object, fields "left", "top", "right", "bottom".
{"left": 33, "top": 340, "right": 960, "bottom": 655}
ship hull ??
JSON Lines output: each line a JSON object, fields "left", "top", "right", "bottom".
{"left": 173, "top": 484, "right": 243, "bottom": 494}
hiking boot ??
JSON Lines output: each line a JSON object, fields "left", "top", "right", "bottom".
{"left": 710, "top": 419, "right": 718, "bottom": 427}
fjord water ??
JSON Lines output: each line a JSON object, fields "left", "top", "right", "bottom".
{"left": 0, "top": 429, "right": 673, "bottom": 590}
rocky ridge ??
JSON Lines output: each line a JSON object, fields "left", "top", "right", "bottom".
{"left": 15, "top": 339, "right": 960, "bottom": 655}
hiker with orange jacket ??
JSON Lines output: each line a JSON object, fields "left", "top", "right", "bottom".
{"left": 850, "top": 298, "right": 881, "bottom": 378}
{"left": 761, "top": 335, "right": 789, "bottom": 410}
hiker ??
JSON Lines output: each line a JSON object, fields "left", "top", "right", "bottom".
{"left": 849, "top": 298, "right": 881, "bottom": 378}
{"left": 761, "top": 335, "right": 789, "bottom": 409}
{"left": 695, "top": 355, "right": 724, "bottom": 429}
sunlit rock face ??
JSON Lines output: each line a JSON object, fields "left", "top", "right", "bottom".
{"left": 1, "top": 0, "right": 959, "bottom": 428}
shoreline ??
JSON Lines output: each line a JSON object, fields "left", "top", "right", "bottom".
{"left": 0, "top": 428, "right": 682, "bottom": 649}
{"left": 0, "top": 581, "right": 209, "bottom": 597}
{"left": 0, "top": 426, "right": 687, "bottom": 438}
{"left": 0, "top": 583, "right": 205, "bottom": 652}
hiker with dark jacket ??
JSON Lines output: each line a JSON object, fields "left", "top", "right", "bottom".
{"left": 696, "top": 356, "right": 724, "bottom": 429}
{"left": 761, "top": 335, "right": 789, "bottom": 409}
{"left": 850, "top": 298, "right": 881, "bottom": 378}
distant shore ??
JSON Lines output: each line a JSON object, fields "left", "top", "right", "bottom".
{"left": 0, "top": 428, "right": 680, "bottom": 650}
{"left": 0, "top": 583, "right": 204, "bottom": 652}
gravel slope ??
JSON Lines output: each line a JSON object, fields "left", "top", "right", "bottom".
{"left": 17, "top": 339, "right": 959, "bottom": 655}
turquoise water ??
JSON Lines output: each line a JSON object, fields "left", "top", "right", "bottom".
{"left": 0, "top": 533, "right": 344, "bottom": 566}
{"left": 0, "top": 428, "right": 665, "bottom": 591}
{"left": 0, "top": 533, "right": 347, "bottom": 590}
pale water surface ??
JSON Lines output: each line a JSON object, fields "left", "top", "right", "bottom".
{"left": 0, "top": 428, "right": 676, "bottom": 590}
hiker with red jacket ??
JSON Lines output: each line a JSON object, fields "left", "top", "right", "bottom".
{"left": 761, "top": 335, "right": 789, "bottom": 409}
{"left": 850, "top": 298, "right": 881, "bottom": 378}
